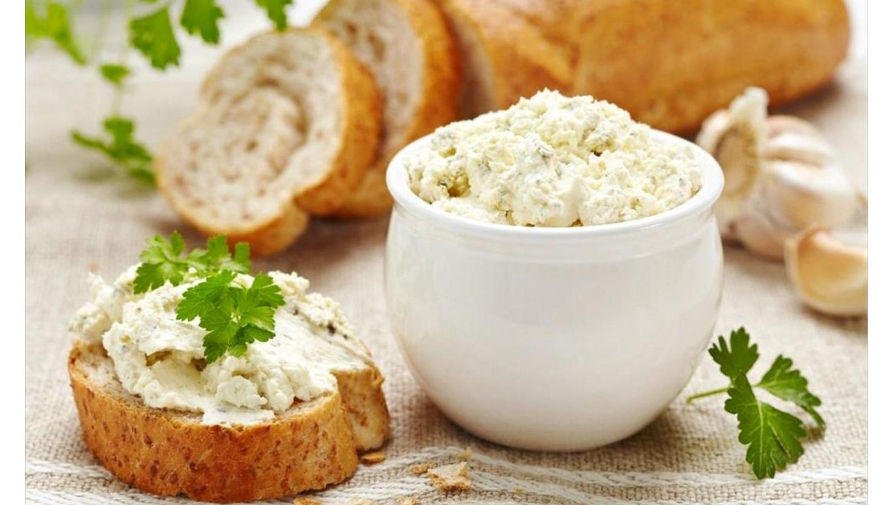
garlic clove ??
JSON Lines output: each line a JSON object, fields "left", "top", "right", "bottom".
{"left": 766, "top": 115, "right": 822, "bottom": 137}
{"left": 764, "top": 123, "right": 834, "bottom": 166}
{"left": 762, "top": 160, "right": 861, "bottom": 230}
{"left": 696, "top": 87, "right": 768, "bottom": 238}
{"left": 784, "top": 227, "right": 867, "bottom": 317}
{"left": 734, "top": 207, "right": 789, "bottom": 259}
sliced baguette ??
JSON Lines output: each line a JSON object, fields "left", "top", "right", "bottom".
{"left": 438, "top": 0, "right": 577, "bottom": 117}
{"left": 572, "top": 0, "right": 850, "bottom": 133}
{"left": 155, "top": 27, "right": 382, "bottom": 255}
{"left": 69, "top": 340, "right": 389, "bottom": 503}
{"left": 314, "top": 0, "right": 462, "bottom": 218}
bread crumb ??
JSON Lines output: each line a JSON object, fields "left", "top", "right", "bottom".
{"left": 409, "top": 463, "right": 433, "bottom": 475}
{"left": 293, "top": 498, "right": 322, "bottom": 505}
{"left": 425, "top": 462, "right": 471, "bottom": 492}
{"left": 349, "top": 500, "right": 374, "bottom": 505}
{"left": 458, "top": 447, "right": 473, "bottom": 461}
{"left": 360, "top": 449, "right": 387, "bottom": 465}
{"left": 398, "top": 498, "right": 419, "bottom": 505}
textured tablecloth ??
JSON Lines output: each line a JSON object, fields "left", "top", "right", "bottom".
{"left": 26, "top": 2, "right": 867, "bottom": 503}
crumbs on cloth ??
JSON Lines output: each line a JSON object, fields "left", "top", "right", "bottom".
{"left": 409, "top": 463, "right": 433, "bottom": 476}
{"left": 360, "top": 449, "right": 387, "bottom": 465}
{"left": 425, "top": 462, "right": 471, "bottom": 492}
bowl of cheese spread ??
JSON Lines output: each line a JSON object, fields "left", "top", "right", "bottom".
{"left": 384, "top": 90, "right": 724, "bottom": 451}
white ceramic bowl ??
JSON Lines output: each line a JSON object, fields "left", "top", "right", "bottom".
{"left": 384, "top": 130, "right": 724, "bottom": 451}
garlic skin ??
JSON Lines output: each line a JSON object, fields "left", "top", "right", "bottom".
{"left": 696, "top": 88, "right": 861, "bottom": 260}
{"left": 784, "top": 228, "right": 867, "bottom": 317}
{"left": 696, "top": 87, "right": 767, "bottom": 238}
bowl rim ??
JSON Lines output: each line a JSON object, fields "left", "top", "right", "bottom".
{"left": 385, "top": 128, "right": 725, "bottom": 239}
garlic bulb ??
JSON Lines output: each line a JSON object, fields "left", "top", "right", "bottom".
{"left": 696, "top": 88, "right": 861, "bottom": 260}
{"left": 784, "top": 227, "right": 867, "bottom": 317}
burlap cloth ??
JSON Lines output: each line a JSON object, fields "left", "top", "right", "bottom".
{"left": 26, "top": 4, "right": 867, "bottom": 503}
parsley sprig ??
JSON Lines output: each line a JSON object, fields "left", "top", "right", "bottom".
{"left": 687, "top": 328, "right": 825, "bottom": 479}
{"left": 133, "top": 232, "right": 283, "bottom": 363}
{"left": 26, "top": 0, "right": 293, "bottom": 182}
{"left": 71, "top": 116, "right": 155, "bottom": 184}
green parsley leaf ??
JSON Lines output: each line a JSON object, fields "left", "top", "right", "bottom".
{"left": 724, "top": 374, "right": 806, "bottom": 479}
{"left": 757, "top": 356, "right": 825, "bottom": 429}
{"left": 99, "top": 63, "right": 130, "bottom": 86}
{"left": 26, "top": 0, "right": 86, "bottom": 65}
{"left": 185, "top": 236, "right": 251, "bottom": 274}
{"left": 134, "top": 231, "right": 188, "bottom": 293}
{"left": 688, "top": 327, "right": 824, "bottom": 479}
{"left": 71, "top": 116, "right": 155, "bottom": 183}
{"left": 180, "top": 0, "right": 225, "bottom": 44}
{"left": 177, "top": 272, "right": 284, "bottom": 363}
{"left": 175, "top": 269, "right": 236, "bottom": 320}
{"left": 254, "top": 0, "right": 292, "bottom": 30}
{"left": 130, "top": 7, "right": 181, "bottom": 69}
{"left": 707, "top": 327, "right": 758, "bottom": 379}
{"left": 133, "top": 232, "right": 251, "bottom": 293}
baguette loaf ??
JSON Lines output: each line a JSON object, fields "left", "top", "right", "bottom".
{"left": 572, "top": 0, "right": 850, "bottom": 133}
{"left": 155, "top": 28, "right": 381, "bottom": 255}
{"left": 314, "top": 0, "right": 462, "bottom": 217}
{"left": 69, "top": 339, "right": 389, "bottom": 502}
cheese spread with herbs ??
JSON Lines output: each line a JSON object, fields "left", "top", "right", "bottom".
{"left": 406, "top": 90, "right": 702, "bottom": 226}
{"left": 70, "top": 266, "right": 371, "bottom": 426}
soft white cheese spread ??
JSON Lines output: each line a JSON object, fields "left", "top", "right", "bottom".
{"left": 405, "top": 90, "right": 702, "bottom": 226}
{"left": 70, "top": 267, "right": 371, "bottom": 426}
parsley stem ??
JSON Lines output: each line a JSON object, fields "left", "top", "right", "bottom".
{"left": 685, "top": 386, "right": 731, "bottom": 404}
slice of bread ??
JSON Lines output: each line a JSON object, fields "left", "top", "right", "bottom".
{"left": 69, "top": 340, "right": 389, "bottom": 502}
{"left": 314, "top": 0, "right": 462, "bottom": 218}
{"left": 155, "top": 27, "right": 382, "bottom": 255}
{"left": 438, "top": 0, "right": 577, "bottom": 118}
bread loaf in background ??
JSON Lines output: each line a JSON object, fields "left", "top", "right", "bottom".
{"left": 154, "top": 0, "right": 851, "bottom": 248}
{"left": 572, "top": 0, "right": 850, "bottom": 133}
{"left": 438, "top": 0, "right": 849, "bottom": 132}
{"left": 315, "top": 0, "right": 462, "bottom": 218}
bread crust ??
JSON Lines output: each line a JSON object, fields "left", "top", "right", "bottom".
{"left": 439, "top": 0, "right": 574, "bottom": 117}
{"left": 69, "top": 341, "right": 389, "bottom": 502}
{"left": 318, "top": 0, "right": 463, "bottom": 218}
{"left": 332, "top": 367, "right": 390, "bottom": 451}
{"left": 154, "top": 178, "right": 312, "bottom": 257}
{"left": 572, "top": 0, "right": 850, "bottom": 134}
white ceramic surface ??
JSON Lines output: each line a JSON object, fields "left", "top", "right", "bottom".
{"left": 384, "top": 130, "right": 725, "bottom": 451}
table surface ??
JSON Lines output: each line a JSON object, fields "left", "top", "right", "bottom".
{"left": 25, "top": 2, "right": 867, "bottom": 504}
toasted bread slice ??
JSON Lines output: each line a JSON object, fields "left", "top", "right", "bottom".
{"left": 155, "top": 27, "right": 381, "bottom": 255}
{"left": 314, "top": 0, "right": 462, "bottom": 218}
{"left": 69, "top": 340, "right": 389, "bottom": 503}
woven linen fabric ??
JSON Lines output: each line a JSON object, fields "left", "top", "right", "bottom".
{"left": 26, "top": 8, "right": 867, "bottom": 504}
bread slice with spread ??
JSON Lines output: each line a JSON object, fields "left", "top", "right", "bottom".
{"left": 155, "top": 27, "right": 381, "bottom": 255}
{"left": 313, "top": 0, "right": 462, "bottom": 218}
{"left": 68, "top": 235, "right": 389, "bottom": 502}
